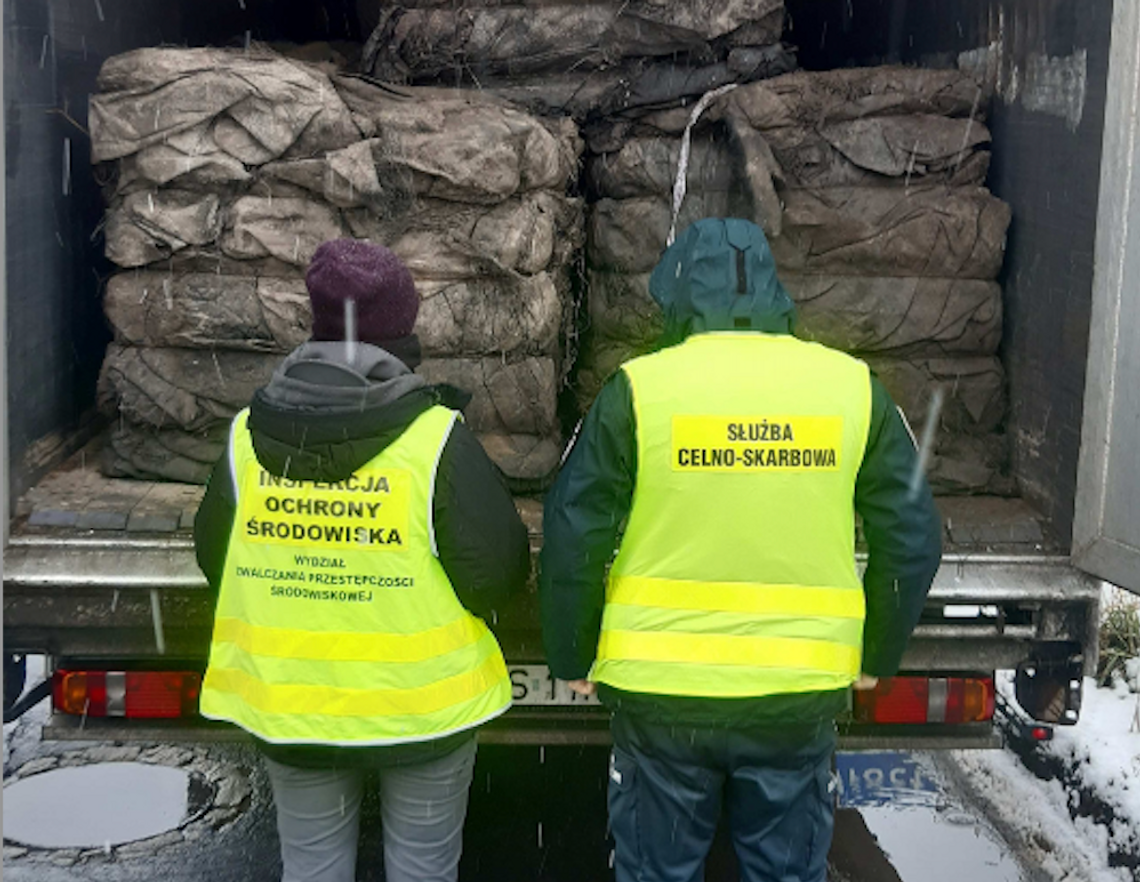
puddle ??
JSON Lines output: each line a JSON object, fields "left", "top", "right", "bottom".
{"left": 834, "top": 751, "right": 1025, "bottom": 882}
{"left": 3, "top": 762, "right": 206, "bottom": 849}
{"left": 860, "top": 804, "right": 1024, "bottom": 882}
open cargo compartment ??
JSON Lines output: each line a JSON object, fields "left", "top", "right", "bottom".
{"left": 5, "top": 0, "right": 1138, "bottom": 746}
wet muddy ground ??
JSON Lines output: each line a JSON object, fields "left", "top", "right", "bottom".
{"left": 4, "top": 702, "right": 1034, "bottom": 882}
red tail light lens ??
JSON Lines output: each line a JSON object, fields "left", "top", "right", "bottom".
{"left": 53, "top": 671, "right": 201, "bottom": 718}
{"left": 852, "top": 677, "right": 994, "bottom": 724}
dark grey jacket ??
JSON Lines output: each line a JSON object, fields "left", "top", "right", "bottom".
{"left": 195, "top": 339, "right": 529, "bottom": 767}
{"left": 538, "top": 219, "right": 943, "bottom": 728}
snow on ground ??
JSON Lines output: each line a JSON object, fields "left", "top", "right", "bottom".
{"left": 951, "top": 748, "right": 1132, "bottom": 882}
{"left": 1038, "top": 585, "right": 1140, "bottom": 865}
{"left": 1046, "top": 672, "right": 1140, "bottom": 861}
{"left": 3, "top": 655, "right": 48, "bottom": 771}
{"left": 960, "top": 585, "right": 1140, "bottom": 880}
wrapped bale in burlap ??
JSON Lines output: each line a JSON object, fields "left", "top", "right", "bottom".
{"left": 771, "top": 187, "right": 1010, "bottom": 279}
{"left": 788, "top": 276, "right": 1002, "bottom": 356}
{"left": 98, "top": 346, "right": 561, "bottom": 439}
{"left": 93, "top": 48, "right": 582, "bottom": 487}
{"left": 98, "top": 345, "right": 563, "bottom": 484}
{"left": 91, "top": 49, "right": 360, "bottom": 191}
{"left": 720, "top": 66, "right": 988, "bottom": 128}
{"left": 104, "top": 271, "right": 564, "bottom": 358}
{"left": 865, "top": 357, "right": 1006, "bottom": 437}
{"left": 586, "top": 187, "right": 1008, "bottom": 278}
{"left": 361, "top": 1, "right": 793, "bottom": 122}
{"left": 418, "top": 357, "right": 560, "bottom": 437}
{"left": 98, "top": 345, "right": 278, "bottom": 433}
{"left": 581, "top": 68, "right": 1001, "bottom": 283}
{"left": 364, "top": 3, "right": 785, "bottom": 79}
{"left": 103, "top": 273, "right": 312, "bottom": 353}
{"left": 105, "top": 422, "right": 228, "bottom": 485}
{"left": 585, "top": 116, "right": 991, "bottom": 197}
{"left": 861, "top": 356, "right": 1009, "bottom": 495}
{"left": 761, "top": 116, "right": 991, "bottom": 189}
{"left": 583, "top": 271, "right": 1002, "bottom": 360}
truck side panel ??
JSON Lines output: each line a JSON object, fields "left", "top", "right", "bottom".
{"left": 1073, "top": 0, "right": 1140, "bottom": 595}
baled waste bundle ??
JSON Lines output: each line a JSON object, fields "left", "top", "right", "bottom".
{"left": 769, "top": 187, "right": 1010, "bottom": 279}
{"left": 103, "top": 273, "right": 312, "bottom": 354}
{"left": 99, "top": 345, "right": 562, "bottom": 438}
{"left": 586, "top": 187, "right": 1009, "bottom": 277}
{"left": 577, "top": 64, "right": 1013, "bottom": 494}
{"left": 99, "top": 345, "right": 277, "bottom": 435}
{"left": 585, "top": 116, "right": 991, "bottom": 196}
{"left": 361, "top": 1, "right": 794, "bottom": 122}
{"left": 363, "top": 2, "right": 786, "bottom": 79}
{"left": 105, "top": 267, "right": 564, "bottom": 357}
{"left": 584, "top": 272, "right": 1002, "bottom": 360}
{"left": 761, "top": 115, "right": 992, "bottom": 189}
{"left": 94, "top": 32, "right": 1012, "bottom": 496}
{"left": 91, "top": 50, "right": 578, "bottom": 204}
{"left": 92, "top": 47, "right": 582, "bottom": 487}
{"left": 417, "top": 357, "right": 561, "bottom": 437}
{"left": 105, "top": 422, "right": 228, "bottom": 485}
{"left": 99, "top": 345, "right": 563, "bottom": 484}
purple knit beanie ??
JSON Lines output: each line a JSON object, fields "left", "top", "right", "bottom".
{"left": 305, "top": 239, "right": 419, "bottom": 344}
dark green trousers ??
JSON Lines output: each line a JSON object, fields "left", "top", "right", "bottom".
{"left": 609, "top": 712, "right": 836, "bottom": 882}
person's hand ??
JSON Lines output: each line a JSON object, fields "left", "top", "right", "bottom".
{"left": 567, "top": 679, "right": 597, "bottom": 697}
{"left": 853, "top": 673, "right": 879, "bottom": 691}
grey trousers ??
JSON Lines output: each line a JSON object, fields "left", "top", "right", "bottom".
{"left": 264, "top": 738, "right": 477, "bottom": 882}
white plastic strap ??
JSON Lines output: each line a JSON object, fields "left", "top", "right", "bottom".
{"left": 667, "top": 83, "right": 741, "bottom": 248}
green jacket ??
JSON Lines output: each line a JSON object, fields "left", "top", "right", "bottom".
{"left": 538, "top": 219, "right": 943, "bottom": 728}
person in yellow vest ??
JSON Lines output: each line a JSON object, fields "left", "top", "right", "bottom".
{"left": 194, "top": 239, "right": 528, "bottom": 882}
{"left": 539, "top": 218, "right": 942, "bottom": 882}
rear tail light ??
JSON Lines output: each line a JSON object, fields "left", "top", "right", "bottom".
{"left": 53, "top": 671, "right": 201, "bottom": 718}
{"left": 852, "top": 676, "right": 994, "bottom": 725}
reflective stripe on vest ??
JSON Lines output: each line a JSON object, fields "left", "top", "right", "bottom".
{"left": 199, "top": 405, "right": 512, "bottom": 745}
{"left": 590, "top": 333, "right": 873, "bottom": 698}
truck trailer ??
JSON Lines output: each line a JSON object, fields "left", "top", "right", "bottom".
{"left": 3, "top": 0, "right": 1138, "bottom": 749}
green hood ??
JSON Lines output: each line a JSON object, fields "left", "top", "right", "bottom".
{"left": 648, "top": 218, "right": 795, "bottom": 340}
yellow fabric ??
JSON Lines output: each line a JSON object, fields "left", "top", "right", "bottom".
{"left": 607, "top": 576, "right": 865, "bottom": 619}
{"left": 204, "top": 651, "right": 509, "bottom": 719}
{"left": 597, "top": 631, "right": 862, "bottom": 675}
{"left": 590, "top": 333, "right": 873, "bottom": 698}
{"left": 210, "top": 615, "right": 490, "bottom": 664}
{"left": 199, "top": 406, "right": 512, "bottom": 745}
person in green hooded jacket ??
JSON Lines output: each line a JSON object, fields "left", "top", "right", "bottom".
{"left": 539, "top": 218, "right": 942, "bottom": 882}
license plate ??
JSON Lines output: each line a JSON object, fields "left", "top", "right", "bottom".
{"left": 508, "top": 665, "right": 600, "bottom": 706}
{"left": 835, "top": 752, "right": 940, "bottom": 808}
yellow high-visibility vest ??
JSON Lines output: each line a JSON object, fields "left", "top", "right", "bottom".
{"left": 200, "top": 405, "right": 511, "bottom": 745}
{"left": 590, "top": 333, "right": 873, "bottom": 698}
